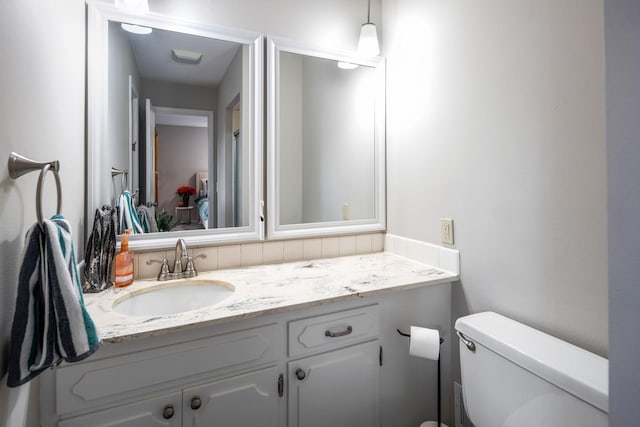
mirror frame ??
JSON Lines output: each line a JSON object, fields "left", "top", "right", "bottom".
{"left": 86, "top": 0, "right": 264, "bottom": 250}
{"left": 266, "top": 37, "right": 386, "bottom": 239}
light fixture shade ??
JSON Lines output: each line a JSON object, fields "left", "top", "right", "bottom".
{"left": 358, "top": 23, "right": 380, "bottom": 57}
{"left": 114, "top": 0, "right": 149, "bottom": 14}
{"left": 120, "top": 23, "right": 153, "bottom": 34}
{"left": 338, "top": 61, "right": 360, "bottom": 70}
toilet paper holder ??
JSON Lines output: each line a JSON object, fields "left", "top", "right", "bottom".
{"left": 397, "top": 328, "right": 445, "bottom": 344}
{"left": 397, "top": 328, "right": 445, "bottom": 427}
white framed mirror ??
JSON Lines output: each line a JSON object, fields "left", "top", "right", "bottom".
{"left": 266, "top": 37, "right": 386, "bottom": 239}
{"left": 87, "top": 0, "right": 263, "bottom": 250}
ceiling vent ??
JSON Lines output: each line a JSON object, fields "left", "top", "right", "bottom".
{"left": 171, "top": 49, "right": 203, "bottom": 65}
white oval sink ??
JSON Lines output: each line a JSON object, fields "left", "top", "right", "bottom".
{"left": 113, "top": 280, "right": 234, "bottom": 316}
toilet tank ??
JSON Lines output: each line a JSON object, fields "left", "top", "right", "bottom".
{"left": 455, "top": 312, "right": 608, "bottom": 427}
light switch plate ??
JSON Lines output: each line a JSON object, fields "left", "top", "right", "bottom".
{"left": 440, "top": 218, "right": 454, "bottom": 244}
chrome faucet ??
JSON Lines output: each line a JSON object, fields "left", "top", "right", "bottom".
{"left": 146, "top": 239, "right": 207, "bottom": 281}
{"left": 173, "top": 238, "right": 188, "bottom": 274}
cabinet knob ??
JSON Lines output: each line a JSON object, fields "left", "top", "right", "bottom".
{"left": 191, "top": 395, "right": 202, "bottom": 410}
{"left": 295, "top": 368, "right": 306, "bottom": 381}
{"left": 162, "top": 404, "right": 175, "bottom": 419}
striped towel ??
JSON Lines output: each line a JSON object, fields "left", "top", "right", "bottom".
{"left": 117, "top": 191, "right": 144, "bottom": 235}
{"left": 136, "top": 205, "right": 157, "bottom": 233}
{"left": 7, "top": 215, "right": 100, "bottom": 387}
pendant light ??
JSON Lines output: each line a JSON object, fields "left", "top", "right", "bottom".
{"left": 358, "top": 0, "right": 380, "bottom": 57}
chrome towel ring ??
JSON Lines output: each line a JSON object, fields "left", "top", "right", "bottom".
{"left": 8, "top": 152, "right": 62, "bottom": 227}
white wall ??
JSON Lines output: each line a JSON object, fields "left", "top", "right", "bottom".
{"left": 0, "top": 0, "right": 86, "bottom": 425}
{"left": 382, "top": 0, "right": 608, "bottom": 382}
{"left": 605, "top": 0, "right": 640, "bottom": 424}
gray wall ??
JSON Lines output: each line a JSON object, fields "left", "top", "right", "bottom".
{"left": 142, "top": 79, "right": 217, "bottom": 111}
{"left": 156, "top": 124, "right": 208, "bottom": 216}
{"left": 0, "top": 0, "right": 86, "bottom": 425}
{"left": 382, "top": 0, "right": 608, "bottom": 389}
{"left": 301, "top": 56, "right": 375, "bottom": 223}
{"left": 215, "top": 47, "right": 243, "bottom": 228}
{"left": 279, "top": 53, "right": 304, "bottom": 225}
{"left": 4, "top": 0, "right": 628, "bottom": 424}
{"left": 279, "top": 54, "right": 376, "bottom": 224}
{"left": 605, "top": 0, "right": 640, "bottom": 424}
{"left": 108, "top": 21, "right": 142, "bottom": 200}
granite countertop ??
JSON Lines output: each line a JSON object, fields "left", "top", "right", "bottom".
{"left": 84, "top": 252, "right": 458, "bottom": 343}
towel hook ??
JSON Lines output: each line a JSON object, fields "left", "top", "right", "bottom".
{"left": 8, "top": 152, "right": 62, "bottom": 226}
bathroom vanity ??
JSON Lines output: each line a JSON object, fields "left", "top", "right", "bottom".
{"left": 40, "top": 252, "right": 457, "bottom": 427}
{"left": 69, "top": 2, "right": 459, "bottom": 425}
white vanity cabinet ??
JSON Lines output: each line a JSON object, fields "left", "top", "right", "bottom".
{"left": 183, "top": 366, "right": 279, "bottom": 427}
{"left": 287, "top": 341, "right": 380, "bottom": 427}
{"left": 46, "top": 324, "right": 282, "bottom": 427}
{"left": 287, "top": 305, "right": 381, "bottom": 427}
{"left": 58, "top": 366, "right": 280, "bottom": 427}
{"left": 45, "top": 282, "right": 454, "bottom": 427}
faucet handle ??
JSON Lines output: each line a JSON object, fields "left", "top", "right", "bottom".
{"left": 184, "top": 253, "right": 207, "bottom": 278}
{"left": 147, "top": 258, "right": 170, "bottom": 280}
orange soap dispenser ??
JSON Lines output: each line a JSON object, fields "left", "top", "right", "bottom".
{"left": 114, "top": 229, "right": 134, "bottom": 287}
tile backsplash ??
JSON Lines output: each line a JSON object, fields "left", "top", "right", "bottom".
{"left": 132, "top": 232, "right": 460, "bottom": 280}
{"left": 384, "top": 233, "right": 460, "bottom": 275}
{"left": 133, "top": 233, "right": 385, "bottom": 280}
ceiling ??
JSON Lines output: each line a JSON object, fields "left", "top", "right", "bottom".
{"left": 118, "top": 23, "right": 242, "bottom": 87}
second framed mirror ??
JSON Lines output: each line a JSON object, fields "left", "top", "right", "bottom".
{"left": 266, "top": 37, "right": 386, "bottom": 239}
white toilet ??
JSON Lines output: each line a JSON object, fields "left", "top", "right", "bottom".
{"left": 455, "top": 312, "right": 608, "bottom": 427}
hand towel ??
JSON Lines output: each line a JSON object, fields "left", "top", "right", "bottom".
{"left": 7, "top": 215, "right": 100, "bottom": 387}
{"left": 117, "top": 191, "right": 144, "bottom": 235}
{"left": 83, "top": 205, "right": 117, "bottom": 293}
{"left": 136, "top": 205, "right": 157, "bottom": 233}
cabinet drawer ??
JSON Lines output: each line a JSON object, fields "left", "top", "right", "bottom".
{"left": 288, "top": 305, "right": 379, "bottom": 357}
{"left": 59, "top": 390, "right": 182, "bottom": 427}
{"left": 56, "top": 323, "right": 279, "bottom": 416}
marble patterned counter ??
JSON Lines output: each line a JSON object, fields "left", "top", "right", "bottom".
{"left": 84, "top": 252, "right": 458, "bottom": 343}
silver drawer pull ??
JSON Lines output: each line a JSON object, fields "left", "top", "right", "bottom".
{"left": 325, "top": 325, "right": 353, "bottom": 338}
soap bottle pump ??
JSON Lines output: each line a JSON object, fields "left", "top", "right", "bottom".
{"left": 114, "top": 229, "right": 134, "bottom": 287}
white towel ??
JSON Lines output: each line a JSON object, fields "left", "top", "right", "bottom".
{"left": 117, "top": 191, "right": 144, "bottom": 235}
{"left": 7, "top": 215, "right": 100, "bottom": 387}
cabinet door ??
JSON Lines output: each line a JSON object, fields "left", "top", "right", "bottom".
{"left": 288, "top": 340, "right": 380, "bottom": 427}
{"left": 59, "top": 391, "right": 182, "bottom": 427}
{"left": 183, "top": 366, "right": 280, "bottom": 427}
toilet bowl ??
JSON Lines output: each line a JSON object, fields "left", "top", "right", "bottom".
{"left": 455, "top": 312, "right": 608, "bottom": 427}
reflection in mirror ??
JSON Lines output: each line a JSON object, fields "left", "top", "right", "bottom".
{"left": 87, "top": 3, "right": 263, "bottom": 249}
{"left": 267, "top": 38, "right": 385, "bottom": 239}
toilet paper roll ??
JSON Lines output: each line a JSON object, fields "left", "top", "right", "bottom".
{"left": 409, "top": 326, "right": 440, "bottom": 360}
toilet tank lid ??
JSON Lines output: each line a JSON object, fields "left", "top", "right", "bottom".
{"left": 455, "top": 311, "right": 608, "bottom": 413}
